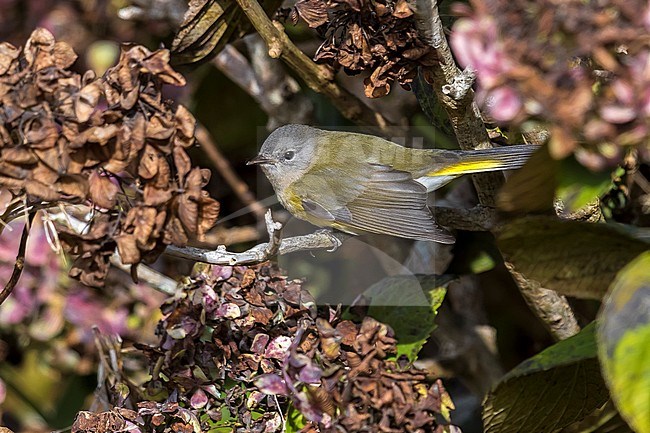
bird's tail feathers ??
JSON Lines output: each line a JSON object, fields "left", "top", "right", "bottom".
{"left": 428, "top": 145, "right": 538, "bottom": 177}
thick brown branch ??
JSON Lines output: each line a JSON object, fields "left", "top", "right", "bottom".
{"left": 413, "top": 1, "right": 504, "bottom": 206}
{"left": 233, "top": 0, "right": 392, "bottom": 132}
{"left": 506, "top": 262, "right": 580, "bottom": 340}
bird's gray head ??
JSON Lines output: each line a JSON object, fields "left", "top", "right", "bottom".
{"left": 248, "top": 124, "right": 320, "bottom": 192}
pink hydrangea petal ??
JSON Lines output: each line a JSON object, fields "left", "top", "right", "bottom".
{"left": 600, "top": 104, "right": 637, "bottom": 124}
{"left": 487, "top": 87, "right": 522, "bottom": 122}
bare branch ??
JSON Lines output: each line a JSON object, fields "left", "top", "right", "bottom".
{"left": 432, "top": 205, "right": 497, "bottom": 232}
{"left": 412, "top": 0, "right": 504, "bottom": 206}
{"left": 412, "top": 2, "right": 580, "bottom": 340}
{"left": 233, "top": 0, "right": 393, "bottom": 133}
{"left": 0, "top": 212, "right": 35, "bottom": 306}
{"left": 441, "top": 67, "right": 476, "bottom": 101}
{"left": 167, "top": 210, "right": 349, "bottom": 265}
{"left": 505, "top": 262, "right": 581, "bottom": 340}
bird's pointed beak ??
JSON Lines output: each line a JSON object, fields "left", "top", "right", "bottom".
{"left": 247, "top": 155, "right": 274, "bottom": 165}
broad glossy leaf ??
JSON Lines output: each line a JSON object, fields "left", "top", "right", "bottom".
{"left": 561, "top": 400, "right": 633, "bottom": 433}
{"left": 484, "top": 323, "right": 609, "bottom": 433}
{"left": 498, "top": 217, "right": 649, "bottom": 299}
{"left": 598, "top": 251, "right": 650, "bottom": 433}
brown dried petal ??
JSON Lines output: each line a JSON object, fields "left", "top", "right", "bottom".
{"left": 173, "top": 146, "right": 192, "bottom": 181}
{"left": 24, "top": 28, "right": 56, "bottom": 69}
{"left": 55, "top": 175, "right": 89, "bottom": 199}
{"left": 75, "top": 82, "right": 102, "bottom": 123}
{"left": 23, "top": 116, "right": 58, "bottom": 149}
{"left": 88, "top": 124, "right": 119, "bottom": 145}
{"left": 52, "top": 41, "right": 77, "bottom": 69}
{"left": 174, "top": 105, "right": 196, "bottom": 147}
{"left": 89, "top": 171, "right": 119, "bottom": 209}
{"left": 392, "top": 0, "right": 413, "bottom": 18}
{"left": 141, "top": 49, "right": 186, "bottom": 86}
{"left": 0, "top": 42, "right": 19, "bottom": 75}
{"left": 146, "top": 114, "right": 175, "bottom": 140}
{"left": 295, "top": 0, "right": 329, "bottom": 28}
{"left": 116, "top": 234, "right": 141, "bottom": 264}
{"left": 129, "top": 206, "right": 158, "bottom": 247}
{"left": 25, "top": 179, "right": 60, "bottom": 201}
{"left": 164, "top": 215, "right": 189, "bottom": 246}
{"left": 138, "top": 144, "right": 163, "bottom": 179}
{"left": 0, "top": 148, "right": 37, "bottom": 165}
{"left": 143, "top": 184, "right": 173, "bottom": 206}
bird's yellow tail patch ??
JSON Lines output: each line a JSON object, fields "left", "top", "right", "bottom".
{"left": 428, "top": 160, "right": 503, "bottom": 177}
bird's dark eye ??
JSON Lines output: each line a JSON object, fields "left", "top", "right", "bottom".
{"left": 283, "top": 150, "right": 295, "bottom": 160}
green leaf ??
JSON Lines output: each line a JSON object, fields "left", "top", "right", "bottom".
{"left": 483, "top": 323, "right": 610, "bottom": 433}
{"left": 285, "top": 404, "right": 308, "bottom": 433}
{"left": 363, "top": 274, "right": 453, "bottom": 362}
{"left": 598, "top": 251, "right": 650, "bottom": 433}
{"left": 498, "top": 217, "right": 650, "bottom": 299}
{"left": 556, "top": 157, "right": 616, "bottom": 213}
{"left": 561, "top": 400, "right": 634, "bottom": 433}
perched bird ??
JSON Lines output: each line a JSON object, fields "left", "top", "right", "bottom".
{"left": 249, "top": 125, "right": 537, "bottom": 243}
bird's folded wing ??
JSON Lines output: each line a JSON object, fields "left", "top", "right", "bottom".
{"left": 295, "top": 164, "right": 454, "bottom": 243}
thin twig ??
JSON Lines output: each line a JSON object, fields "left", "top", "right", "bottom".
{"left": 233, "top": 0, "right": 393, "bottom": 132}
{"left": 0, "top": 212, "right": 35, "bottom": 306}
{"left": 195, "top": 123, "right": 267, "bottom": 222}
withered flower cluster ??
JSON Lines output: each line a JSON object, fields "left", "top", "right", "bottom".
{"left": 0, "top": 29, "right": 219, "bottom": 286}
{"left": 451, "top": 0, "right": 650, "bottom": 169}
{"left": 102, "top": 264, "right": 458, "bottom": 433}
{"left": 289, "top": 0, "right": 435, "bottom": 98}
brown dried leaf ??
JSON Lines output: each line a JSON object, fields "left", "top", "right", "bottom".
{"left": 89, "top": 171, "right": 119, "bottom": 209}
{"left": 0, "top": 42, "right": 19, "bottom": 75}
{"left": 392, "top": 0, "right": 413, "bottom": 18}
{"left": 295, "top": 0, "right": 329, "bottom": 28}
{"left": 138, "top": 144, "right": 163, "bottom": 179}
{"left": 55, "top": 174, "right": 89, "bottom": 199}
{"left": 75, "top": 82, "right": 102, "bottom": 123}
{"left": 141, "top": 50, "right": 186, "bottom": 86}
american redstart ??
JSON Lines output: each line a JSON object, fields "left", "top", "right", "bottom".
{"left": 248, "top": 125, "right": 536, "bottom": 243}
